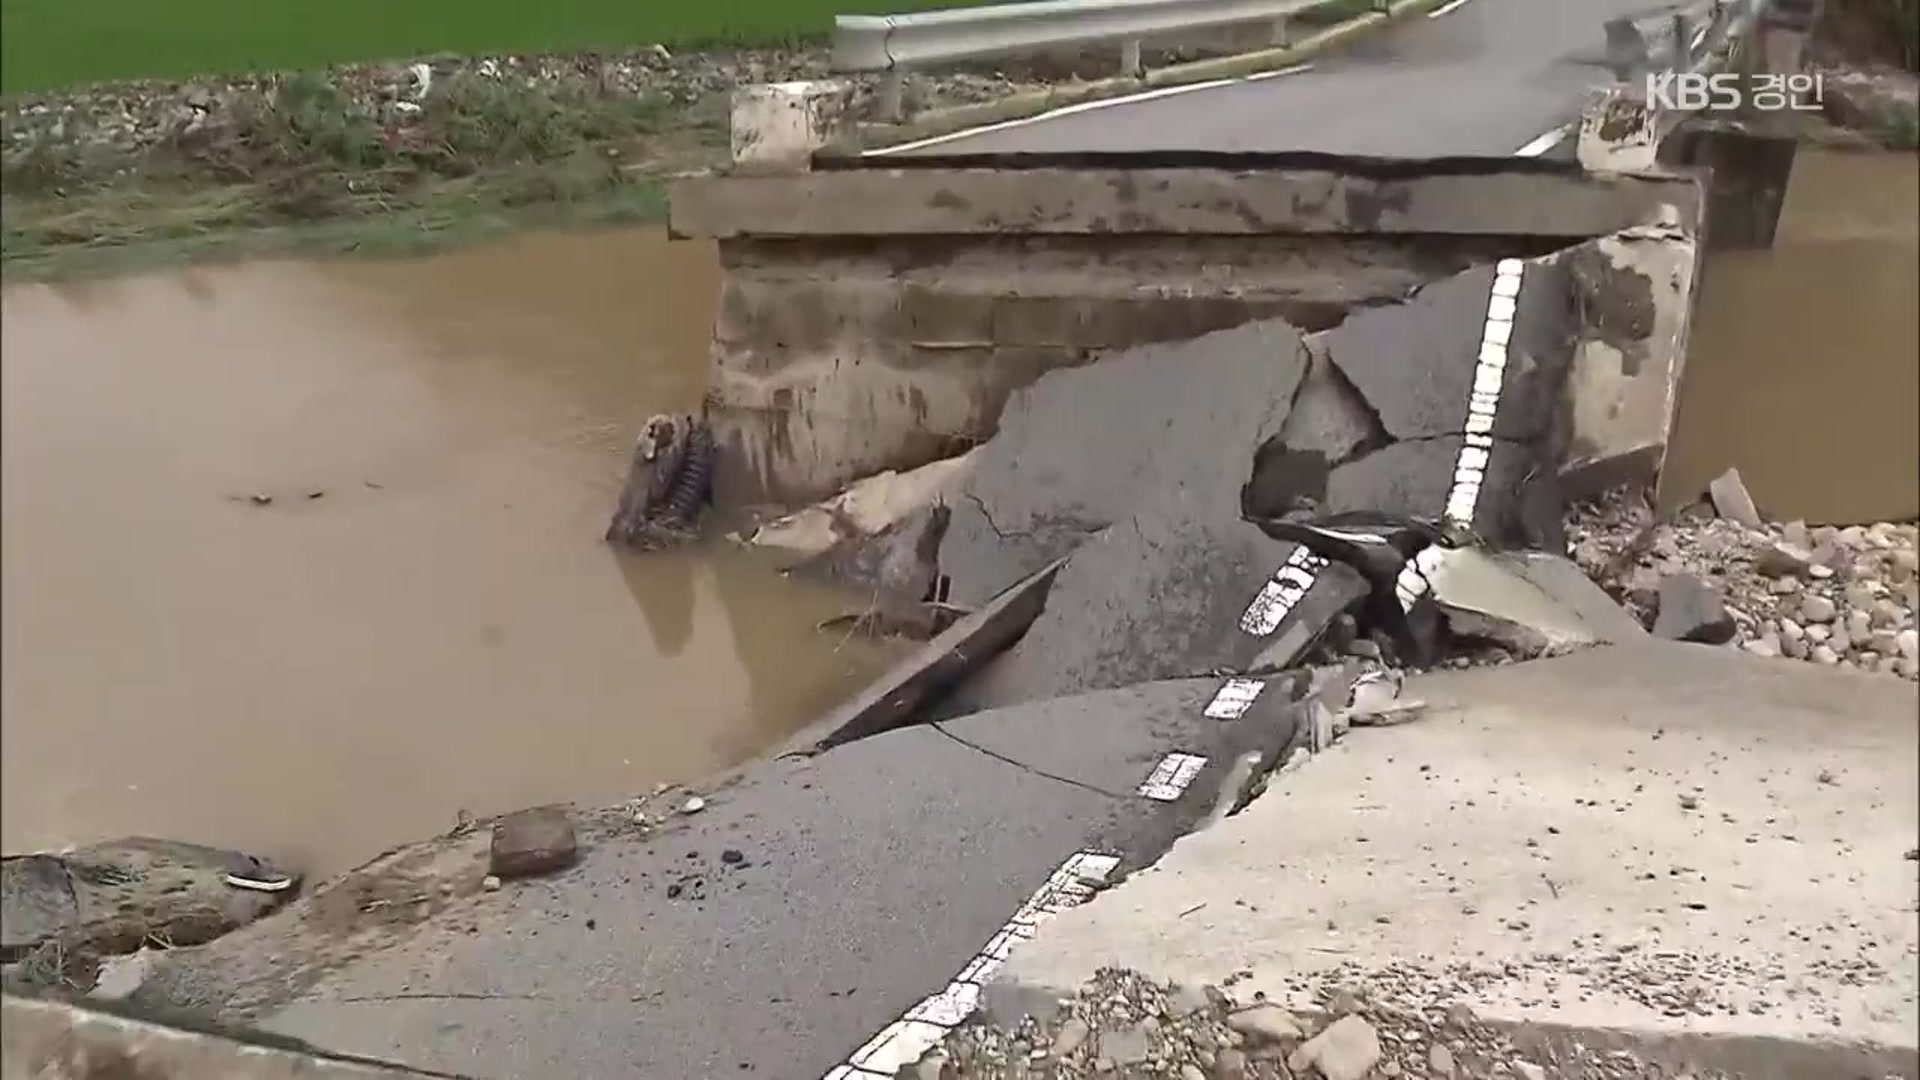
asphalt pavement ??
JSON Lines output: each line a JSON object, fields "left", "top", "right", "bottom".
{"left": 889, "top": 0, "right": 1662, "bottom": 157}
{"left": 258, "top": 679, "right": 1312, "bottom": 1079}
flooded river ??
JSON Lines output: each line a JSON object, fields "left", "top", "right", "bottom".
{"left": 0, "top": 231, "right": 892, "bottom": 876}
{"left": 1663, "top": 148, "right": 1920, "bottom": 524}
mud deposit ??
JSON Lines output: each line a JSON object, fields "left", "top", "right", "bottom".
{"left": 0, "top": 229, "right": 892, "bottom": 876}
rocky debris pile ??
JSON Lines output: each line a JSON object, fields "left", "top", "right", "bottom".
{"left": 1567, "top": 484, "right": 1919, "bottom": 679}
{"left": 1, "top": 838, "right": 298, "bottom": 996}
{"left": 0, "top": 47, "right": 1047, "bottom": 163}
{"left": 925, "top": 968, "right": 1694, "bottom": 1079}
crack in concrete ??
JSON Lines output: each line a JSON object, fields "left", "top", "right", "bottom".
{"left": 927, "top": 723, "right": 1129, "bottom": 801}
{"left": 1315, "top": 350, "right": 1395, "bottom": 469}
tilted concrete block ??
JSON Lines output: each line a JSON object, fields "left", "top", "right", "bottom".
{"left": 728, "top": 81, "right": 854, "bottom": 174}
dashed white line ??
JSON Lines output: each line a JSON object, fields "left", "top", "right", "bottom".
{"left": 1239, "top": 547, "right": 1330, "bottom": 635}
{"left": 1205, "top": 677, "right": 1269, "bottom": 719}
{"left": 1244, "top": 62, "right": 1316, "bottom": 81}
{"left": 1138, "top": 752, "right": 1209, "bottom": 800}
{"left": 1513, "top": 124, "right": 1572, "bottom": 158}
{"left": 1427, "top": 0, "right": 1479, "bottom": 18}
{"left": 822, "top": 851, "right": 1122, "bottom": 1078}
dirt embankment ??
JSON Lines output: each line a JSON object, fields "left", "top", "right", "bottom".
{"left": 0, "top": 48, "right": 1058, "bottom": 280}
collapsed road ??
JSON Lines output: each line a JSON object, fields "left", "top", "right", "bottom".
{"left": 134, "top": 156, "right": 1713, "bottom": 1080}
{"left": 93, "top": 13, "right": 1845, "bottom": 1077}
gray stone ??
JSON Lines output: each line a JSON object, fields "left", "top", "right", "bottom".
{"left": 1226, "top": 1002, "right": 1306, "bottom": 1044}
{"left": 1214, "top": 1047, "right": 1248, "bottom": 1080}
{"left": 1812, "top": 645, "right": 1841, "bottom": 666}
{"left": 1831, "top": 623, "right": 1854, "bottom": 654}
{"left": 1652, "top": 574, "right": 1736, "bottom": 645}
{"left": 1182, "top": 1065, "right": 1208, "bottom": 1080}
{"left": 1052, "top": 1017, "right": 1091, "bottom": 1058}
{"left": 1101, "top": 1021, "right": 1153, "bottom": 1064}
{"left": 1707, "top": 467, "right": 1763, "bottom": 529}
{"left": 1742, "top": 635, "right": 1780, "bottom": 659}
{"left": 1287, "top": 1015, "right": 1382, "bottom": 1080}
{"left": 1782, "top": 633, "right": 1809, "bottom": 660}
{"left": 1429, "top": 1043, "right": 1457, "bottom": 1077}
{"left": 1755, "top": 542, "right": 1816, "bottom": 578}
{"left": 1899, "top": 628, "right": 1920, "bottom": 661}
{"left": 1806, "top": 623, "right": 1832, "bottom": 644}
{"left": 1871, "top": 599, "right": 1904, "bottom": 629}
{"left": 489, "top": 806, "right": 578, "bottom": 880}
{"left": 1513, "top": 1062, "right": 1547, "bottom": 1080}
{"left": 1846, "top": 610, "right": 1874, "bottom": 642}
{"left": 1778, "top": 617, "right": 1805, "bottom": 640}
{"left": 1800, "top": 595, "right": 1838, "bottom": 624}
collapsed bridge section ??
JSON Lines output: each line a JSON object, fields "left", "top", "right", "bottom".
{"left": 668, "top": 150, "right": 1709, "bottom": 511}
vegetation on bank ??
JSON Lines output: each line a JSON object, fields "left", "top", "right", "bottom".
{"left": 0, "top": 0, "right": 999, "bottom": 93}
{"left": 1, "top": 64, "right": 711, "bottom": 278}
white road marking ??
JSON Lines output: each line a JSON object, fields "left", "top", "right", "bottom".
{"left": 1205, "top": 677, "right": 1268, "bottom": 719}
{"left": 1138, "top": 752, "right": 1209, "bottom": 800}
{"left": 1442, "top": 257, "right": 1525, "bottom": 525}
{"left": 1240, "top": 547, "right": 1330, "bottom": 635}
{"left": 865, "top": 79, "right": 1236, "bottom": 156}
{"left": 1245, "top": 62, "right": 1316, "bottom": 81}
{"left": 1513, "top": 124, "right": 1571, "bottom": 158}
{"left": 1427, "top": 0, "right": 1478, "bottom": 17}
{"left": 823, "top": 851, "right": 1122, "bottom": 1078}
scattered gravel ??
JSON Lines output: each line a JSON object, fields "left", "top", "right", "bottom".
{"left": 1568, "top": 488, "right": 1919, "bottom": 680}
{"left": 924, "top": 968, "right": 1731, "bottom": 1079}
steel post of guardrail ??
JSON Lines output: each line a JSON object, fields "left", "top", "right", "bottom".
{"left": 833, "top": 0, "right": 1361, "bottom": 120}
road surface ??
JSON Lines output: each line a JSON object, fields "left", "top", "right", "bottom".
{"left": 889, "top": 0, "right": 1655, "bottom": 157}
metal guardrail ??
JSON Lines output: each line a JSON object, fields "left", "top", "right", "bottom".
{"left": 835, "top": 0, "right": 1387, "bottom": 119}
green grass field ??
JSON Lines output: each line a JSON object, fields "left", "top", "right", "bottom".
{"left": 0, "top": 0, "right": 988, "bottom": 94}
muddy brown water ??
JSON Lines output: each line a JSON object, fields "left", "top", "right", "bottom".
{"left": 1, "top": 230, "right": 893, "bottom": 878}
{"left": 1663, "top": 147, "right": 1920, "bottom": 525}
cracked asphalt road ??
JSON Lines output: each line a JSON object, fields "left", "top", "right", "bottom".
{"left": 252, "top": 680, "right": 1308, "bottom": 1079}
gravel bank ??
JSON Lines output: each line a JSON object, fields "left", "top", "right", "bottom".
{"left": 926, "top": 968, "right": 1730, "bottom": 1079}
{"left": 1567, "top": 487, "right": 1919, "bottom": 680}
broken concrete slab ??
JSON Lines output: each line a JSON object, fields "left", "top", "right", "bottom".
{"left": 1427, "top": 549, "right": 1647, "bottom": 657}
{"left": 984, "top": 641, "right": 1920, "bottom": 1053}
{"left": 741, "top": 450, "right": 978, "bottom": 561}
{"left": 1652, "top": 573, "right": 1738, "bottom": 645}
{"left": 948, "top": 514, "right": 1368, "bottom": 715}
{"left": 783, "top": 559, "right": 1066, "bottom": 754}
{"left": 932, "top": 316, "right": 1315, "bottom": 608}
{"left": 1707, "top": 466, "right": 1764, "bottom": 529}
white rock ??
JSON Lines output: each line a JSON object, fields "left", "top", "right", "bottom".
{"left": 1812, "top": 645, "right": 1841, "bottom": 666}
{"left": 1429, "top": 1044, "right": 1457, "bottom": 1078}
{"left": 1898, "top": 628, "right": 1919, "bottom": 661}
{"left": 483, "top": 875, "right": 502, "bottom": 891}
{"left": 1743, "top": 635, "right": 1781, "bottom": 659}
{"left": 1800, "top": 595, "right": 1838, "bottom": 623}
{"left": 1806, "top": 624, "right": 1831, "bottom": 644}
{"left": 1778, "top": 617, "right": 1805, "bottom": 640}
{"left": 1781, "top": 634, "right": 1809, "bottom": 660}
{"left": 1513, "top": 1063, "right": 1548, "bottom": 1080}
{"left": 1846, "top": 610, "right": 1873, "bottom": 641}
{"left": 1287, "top": 1016, "right": 1381, "bottom": 1080}
{"left": 681, "top": 795, "right": 707, "bottom": 814}
{"left": 1227, "top": 1003, "right": 1306, "bottom": 1043}
{"left": 1831, "top": 624, "right": 1853, "bottom": 653}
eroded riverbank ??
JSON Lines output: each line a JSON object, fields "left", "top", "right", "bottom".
{"left": 0, "top": 227, "right": 895, "bottom": 878}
